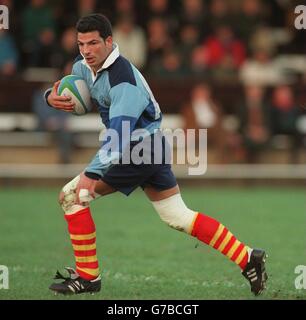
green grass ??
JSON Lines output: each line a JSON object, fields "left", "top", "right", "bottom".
{"left": 0, "top": 186, "right": 305, "bottom": 300}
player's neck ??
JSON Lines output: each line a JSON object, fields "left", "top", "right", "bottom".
{"left": 91, "top": 49, "right": 112, "bottom": 75}
{"left": 92, "top": 64, "right": 103, "bottom": 75}
{"left": 92, "top": 68, "right": 98, "bottom": 76}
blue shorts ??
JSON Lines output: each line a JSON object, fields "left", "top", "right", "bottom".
{"left": 100, "top": 132, "right": 177, "bottom": 196}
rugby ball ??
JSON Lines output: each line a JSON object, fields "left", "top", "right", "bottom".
{"left": 57, "top": 75, "right": 92, "bottom": 115}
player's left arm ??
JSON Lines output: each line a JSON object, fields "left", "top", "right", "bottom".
{"left": 84, "top": 82, "right": 148, "bottom": 179}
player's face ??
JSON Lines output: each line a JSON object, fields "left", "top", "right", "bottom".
{"left": 77, "top": 31, "right": 113, "bottom": 71}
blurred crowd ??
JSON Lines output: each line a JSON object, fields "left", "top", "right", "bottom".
{"left": 182, "top": 82, "right": 306, "bottom": 163}
{"left": 0, "top": 0, "right": 305, "bottom": 163}
{"left": 1, "top": 0, "right": 305, "bottom": 79}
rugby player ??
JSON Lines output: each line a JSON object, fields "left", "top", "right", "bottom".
{"left": 45, "top": 13, "right": 268, "bottom": 296}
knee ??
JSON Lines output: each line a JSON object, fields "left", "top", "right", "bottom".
{"left": 59, "top": 175, "right": 87, "bottom": 214}
{"left": 151, "top": 193, "right": 197, "bottom": 234}
{"left": 59, "top": 188, "right": 79, "bottom": 213}
{"left": 58, "top": 191, "right": 65, "bottom": 206}
{"left": 58, "top": 191, "right": 65, "bottom": 205}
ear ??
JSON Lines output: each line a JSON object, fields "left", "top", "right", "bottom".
{"left": 105, "top": 36, "right": 113, "bottom": 49}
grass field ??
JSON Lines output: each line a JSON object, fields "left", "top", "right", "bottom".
{"left": 0, "top": 186, "right": 305, "bottom": 300}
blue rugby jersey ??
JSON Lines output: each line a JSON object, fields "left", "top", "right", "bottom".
{"left": 71, "top": 44, "right": 161, "bottom": 178}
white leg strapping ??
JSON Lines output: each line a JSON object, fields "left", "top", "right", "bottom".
{"left": 60, "top": 175, "right": 100, "bottom": 215}
{"left": 151, "top": 193, "right": 198, "bottom": 234}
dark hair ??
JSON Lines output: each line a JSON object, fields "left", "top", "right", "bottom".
{"left": 76, "top": 14, "right": 112, "bottom": 40}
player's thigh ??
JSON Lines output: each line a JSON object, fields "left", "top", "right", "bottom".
{"left": 94, "top": 179, "right": 117, "bottom": 196}
{"left": 144, "top": 184, "right": 180, "bottom": 201}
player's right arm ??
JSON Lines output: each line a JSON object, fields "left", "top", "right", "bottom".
{"left": 45, "top": 56, "right": 85, "bottom": 111}
{"left": 45, "top": 80, "right": 75, "bottom": 112}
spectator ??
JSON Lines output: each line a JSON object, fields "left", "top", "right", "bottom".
{"left": 249, "top": 25, "right": 277, "bottom": 57}
{"left": 209, "top": 0, "right": 233, "bottom": 33}
{"left": 201, "top": 25, "right": 246, "bottom": 81}
{"left": 238, "top": 85, "right": 270, "bottom": 162}
{"left": 181, "top": 83, "right": 228, "bottom": 163}
{"left": 179, "top": 0, "right": 207, "bottom": 39}
{"left": 140, "top": 0, "right": 177, "bottom": 35}
{"left": 150, "top": 49, "right": 187, "bottom": 78}
{"left": 29, "top": 28, "right": 57, "bottom": 67}
{"left": 51, "top": 27, "right": 79, "bottom": 70}
{"left": 189, "top": 45, "right": 210, "bottom": 78}
{"left": 77, "top": 0, "right": 97, "bottom": 17}
{"left": 234, "top": 0, "right": 266, "bottom": 44}
{"left": 270, "top": 85, "right": 302, "bottom": 162}
{"left": 265, "top": 0, "right": 288, "bottom": 27}
{"left": 179, "top": 24, "right": 201, "bottom": 68}
{"left": 21, "top": 0, "right": 56, "bottom": 44}
{"left": 21, "top": 0, "right": 56, "bottom": 65}
{"left": 114, "top": 0, "right": 135, "bottom": 22}
{"left": 146, "top": 17, "right": 172, "bottom": 72}
{"left": 32, "top": 83, "right": 73, "bottom": 164}
{"left": 240, "top": 49, "right": 288, "bottom": 86}
{"left": 0, "top": 29, "right": 18, "bottom": 77}
{"left": 113, "top": 15, "right": 147, "bottom": 69}
{"left": 52, "top": 0, "right": 99, "bottom": 31}
{"left": 147, "top": 0, "right": 170, "bottom": 18}
{"left": 202, "top": 25, "right": 246, "bottom": 68}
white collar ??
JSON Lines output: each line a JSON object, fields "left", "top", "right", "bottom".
{"left": 81, "top": 43, "right": 120, "bottom": 74}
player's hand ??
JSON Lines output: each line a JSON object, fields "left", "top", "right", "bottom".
{"left": 75, "top": 172, "right": 97, "bottom": 205}
{"left": 47, "top": 80, "right": 75, "bottom": 112}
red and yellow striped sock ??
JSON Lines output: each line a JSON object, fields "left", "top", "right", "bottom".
{"left": 191, "top": 213, "right": 250, "bottom": 270}
{"left": 64, "top": 208, "right": 100, "bottom": 280}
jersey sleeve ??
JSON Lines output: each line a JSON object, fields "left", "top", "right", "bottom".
{"left": 71, "top": 59, "right": 83, "bottom": 77}
{"left": 85, "top": 82, "right": 148, "bottom": 178}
